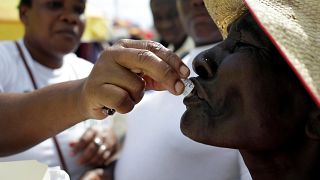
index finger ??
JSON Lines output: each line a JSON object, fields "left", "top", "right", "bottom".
{"left": 112, "top": 39, "right": 190, "bottom": 94}
{"left": 116, "top": 40, "right": 189, "bottom": 77}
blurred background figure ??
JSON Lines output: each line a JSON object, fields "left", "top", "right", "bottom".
{"left": 113, "top": 0, "right": 251, "bottom": 180}
{"left": 75, "top": 42, "right": 105, "bottom": 64}
{"left": 0, "top": 0, "right": 119, "bottom": 179}
{"left": 150, "top": 0, "right": 194, "bottom": 58}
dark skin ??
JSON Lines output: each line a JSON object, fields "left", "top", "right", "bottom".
{"left": 0, "top": 1, "right": 190, "bottom": 157}
{"left": 20, "top": 0, "right": 85, "bottom": 69}
{"left": 181, "top": 13, "right": 320, "bottom": 180}
{"left": 15, "top": 0, "right": 188, "bottom": 178}
{"left": 176, "top": 0, "right": 222, "bottom": 46}
{"left": 150, "top": 0, "right": 187, "bottom": 51}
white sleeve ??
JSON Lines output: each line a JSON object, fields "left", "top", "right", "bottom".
{"left": 0, "top": 42, "right": 16, "bottom": 93}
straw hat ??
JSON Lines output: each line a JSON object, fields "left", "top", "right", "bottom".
{"left": 204, "top": 0, "right": 320, "bottom": 107}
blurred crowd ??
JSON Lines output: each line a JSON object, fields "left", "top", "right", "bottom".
{"left": 1, "top": 0, "right": 319, "bottom": 179}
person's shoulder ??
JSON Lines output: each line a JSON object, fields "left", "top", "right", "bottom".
{"left": 0, "top": 40, "right": 15, "bottom": 47}
{"left": 0, "top": 40, "right": 19, "bottom": 64}
{"left": 0, "top": 41, "right": 20, "bottom": 87}
{"left": 0, "top": 41, "right": 16, "bottom": 55}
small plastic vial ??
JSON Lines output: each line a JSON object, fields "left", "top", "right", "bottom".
{"left": 182, "top": 79, "right": 195, "bottom": 96}
{"left": 102, "top": 107, "right": 116, "bottom": 116}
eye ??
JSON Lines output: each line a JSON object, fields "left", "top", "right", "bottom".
{"left": 233, "top": 41, "right": 256, "bottom": 52}
{"left": 74, "top": 5, "right": 85, "bottom": 15}
{"left": 46, "top": 1, "right": 63, "bottom": 10}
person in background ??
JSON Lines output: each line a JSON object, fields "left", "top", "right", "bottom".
{"left": 91, "top": 1, "right": 197, "bottom": 178}
{"left": 150, "top": 0, "right": 194, "bottom": 58}
{"left": 0, "top": 0, "right": 189, "bottom": 179}
{"left": 0, "top": 0, "right": 119, "bottom": 179}
{"left": 0, "top": 24, "right": 187, "bottom": 159}
{"left": 113, "top": 0, "right": 250, "bottom": 179}
{"left": 181, "top": 0, "right": 320, "bottom": 179}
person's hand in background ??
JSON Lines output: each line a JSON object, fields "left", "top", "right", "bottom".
{"left": 80, "top": 168, "right": 113, "bottom": 180}
{"left": 70, "top": 126, "right": 118, "bottom": 166}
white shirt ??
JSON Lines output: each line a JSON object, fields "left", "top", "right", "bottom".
{"left": 114, "top": 44, "right": 251, "bottom": 180}
{"left": 0, "top": 40, "right": 103, "bottom": 180}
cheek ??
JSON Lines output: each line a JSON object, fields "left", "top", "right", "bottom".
{"left": 79, "top": 21, "right": 85, "bottom": 35}
{"left": 28, "top": 21, "right": 50, "bottom": 39}
{"left": 239, "top": 106, "right": 303, "bottom": 150}
{"left": 173, "top": 19, "right": 183, "bottom": 30}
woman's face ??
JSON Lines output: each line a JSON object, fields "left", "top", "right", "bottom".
{"left": 181, "top": 13, "right": 311, "bottom": 150}
{"left": 22, "top": 0, "right": 86, "bottom": 55}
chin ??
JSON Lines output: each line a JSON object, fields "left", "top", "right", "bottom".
{"left": 181, "top": 110, "right": 235, "bottom": 148}
{"left": 180, "top": 111, "right": 212, "bottom": 145}
{"left": 181, "top": 110, "right": 197, "bottom": 135}
{"left": 180, "top": 123, "right": 204, "bottom": 144}
{"left": 55, "top": 37, "right": 80, "bottom": 52}
{"left": 57, "top": 44, "right": 78, "bottom": 54}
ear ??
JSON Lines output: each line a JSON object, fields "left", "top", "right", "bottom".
{"left": 305, "top": 108, "right": 320, "bottom": 140}
{"left": 19, "top": 5, "right": 30, "bottom": 25}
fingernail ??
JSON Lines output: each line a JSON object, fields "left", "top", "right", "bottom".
{"left": 180, "top": 65, "right": 189, "bottom": 76}
{"left": 175, "top": 81, "right": 184, "bottom": 94}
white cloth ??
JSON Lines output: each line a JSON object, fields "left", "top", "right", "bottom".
{"left": 48, "top": 167, "right": 70, "bottom": 180}
{"left": 167, "top": 36, "right": 195, "bottom": 58}
{"left": 0, "top": 40, "right": 102, "bottom": 180}
{"left": 114, "top": 45, "right": 251, "bottom": 180}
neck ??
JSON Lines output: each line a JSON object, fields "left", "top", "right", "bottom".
{"left": 23, "top": 37, "right": 63, "bottom": 69}
{"left": 240, "top": 136, "right": 320, "bottom": 180}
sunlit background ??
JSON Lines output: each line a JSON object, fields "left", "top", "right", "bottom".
{"left": 0, "top": 0, "right": 154, "bottom": 42}
{"left": 90, "top": 0, "right": 153, "bottom": 29}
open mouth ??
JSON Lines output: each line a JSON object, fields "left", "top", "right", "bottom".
{"left": 183, "top": 78, "right": 226, "bottom": 118}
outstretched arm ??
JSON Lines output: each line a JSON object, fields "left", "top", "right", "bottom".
{"left": 0, "top": 39, "right": 190, "bottom": 156}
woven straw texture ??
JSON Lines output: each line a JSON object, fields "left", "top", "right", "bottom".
{"left": 203, "top": 0, "right": 247, "bottom": 38}
{"left": 204, "top": 0, "right": 320, "bottom": 107}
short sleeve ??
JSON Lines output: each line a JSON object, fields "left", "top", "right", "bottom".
{"left": 0, "top": 42, "right": 17, "bottom": 92}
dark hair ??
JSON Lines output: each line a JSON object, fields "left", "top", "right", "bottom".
{"left": 18, "top": 0, "right": 32, "bottom": 8}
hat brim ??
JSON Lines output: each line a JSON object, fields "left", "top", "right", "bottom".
{"left": 243, "top": 0, "right": 320, "bottom": 107}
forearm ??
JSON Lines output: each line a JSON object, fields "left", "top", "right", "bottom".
{"left": 0, "top": 79, "right": 87, "bottom": 156}
{"left": 0, "top": 39, "right": 190, "bottom": 156}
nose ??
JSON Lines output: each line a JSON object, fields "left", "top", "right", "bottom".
{"left": 60, "top": 11, "right": 82, "bottom": 25}
{"left": 190, "top": 0, "right": 205, "bottom": 7}
{"left": 192, "top": 51, "right": 218, "bottom": 79}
